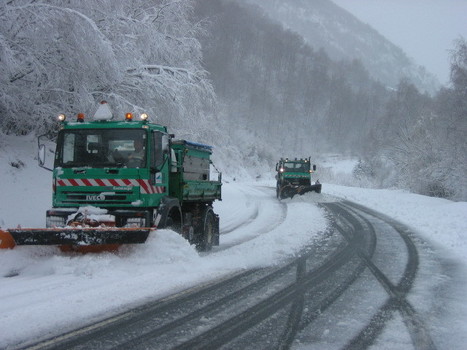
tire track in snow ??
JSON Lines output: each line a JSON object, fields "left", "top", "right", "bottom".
{"left": 215, "top": 186, "right": 287, "bottom": 251}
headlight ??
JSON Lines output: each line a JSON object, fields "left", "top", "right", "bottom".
{"left": 124, "top": 217, "right": 146, "bottom": 228}
{"left": 46, "top": 215, "right": 67, "bottom": 228}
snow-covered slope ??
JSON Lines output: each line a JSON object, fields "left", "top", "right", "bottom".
{"left": 242, "top": 0, "right": 439, "bottom": 94}
{"left": 0, "top": 133, "right": 51, "bottom": 228}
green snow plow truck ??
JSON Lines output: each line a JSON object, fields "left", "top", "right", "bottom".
{"left": 275, "top": 157, "right": 321, "bottom": 199}
{"left": 0, "top": 102, "right": 222, "bottom": 252}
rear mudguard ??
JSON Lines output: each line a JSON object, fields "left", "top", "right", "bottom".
{"left": 154, "top": 197, "right": 182, "bottom": 229}
{"left": 0, "top": 227, "right": 152, "bottom": 249}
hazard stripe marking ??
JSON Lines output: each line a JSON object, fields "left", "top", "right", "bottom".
{"left": 96, "top": 179, "right": 107, "bottom": 186}
{"left": 56, "top": 179, "right": 166, "bottom": 195}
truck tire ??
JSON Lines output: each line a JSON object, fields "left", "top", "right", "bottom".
{"left": 197, "top": 207, "right": 215, "bottom": 251}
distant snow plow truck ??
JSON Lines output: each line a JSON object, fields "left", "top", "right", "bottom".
{"left": 276, "top": 157, "right": 321, "bottom": 199}
{"left": 0, "top": 102, "right": 222, "bottom": 252}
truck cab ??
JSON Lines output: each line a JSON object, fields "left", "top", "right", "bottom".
{"left": 275, "top": 157, "right": 321, "bottom": 199}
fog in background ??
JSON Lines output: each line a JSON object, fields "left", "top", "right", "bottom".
{"left": 331, "top": 0, "right": 467, "bottom": 84}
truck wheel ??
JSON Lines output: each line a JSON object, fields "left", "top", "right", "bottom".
{"left": 197, "top": 208, "right": 215, "bottom": 251}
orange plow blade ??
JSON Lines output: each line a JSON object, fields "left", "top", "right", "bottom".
{"left": 0, "top": 227, "right": 153, "bottom": 250}
{"left": 0, "top": 229, "right": 16, "bottom": 249}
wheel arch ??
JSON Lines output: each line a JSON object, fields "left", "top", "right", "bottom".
{"left": 156, "top": 197, "right": 182, "bottom": 230}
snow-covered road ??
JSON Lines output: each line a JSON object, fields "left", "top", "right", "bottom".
{"left": 0, "top": 181, "right": 329, "bottom": 349}
{"left": 1, "top": 135, "right": 466, "bottom": 349}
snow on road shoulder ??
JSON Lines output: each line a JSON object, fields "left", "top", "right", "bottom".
{"left": 213, "top": 182, "right": 328, "bottom": 268}
{"left": 0, "top": 230, "right": 205, "bottom": 347}
{"left": 324, "top": 184, "right": 467, "bottom": 262}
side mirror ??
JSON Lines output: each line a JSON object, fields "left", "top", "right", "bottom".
{"left": 38, "top": 144, "right": 46, "bottom": 167}
{"left": 275, "top": 163, "right": 279, "bottom": 171}
{"left": 161, "top": 134, "right": 169, "bottom": 153}
{"left": 313, "top": 164, "right": 317, "bottom": 171}
{"left": 37, "top": 134, "right": 53, "bottom": 171}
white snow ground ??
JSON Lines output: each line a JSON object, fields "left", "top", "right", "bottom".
{"left": 0, "top": 134, "right": 466, "bottom": 349}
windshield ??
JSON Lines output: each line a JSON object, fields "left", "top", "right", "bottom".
{"left": 55, "top": 129, "right": 147, "bottom": 168}
{"left": 283, "top": 162, "right": 310, "bottom": 172}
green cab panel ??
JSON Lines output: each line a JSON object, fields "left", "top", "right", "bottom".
{"left": 53, "top": 121, "right": 169, "bottom": 210}
{"left": 53, "top": 167, "right": 166, "bottom": 208}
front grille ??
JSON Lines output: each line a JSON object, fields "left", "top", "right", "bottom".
{"left": 60, "top": 190, "right": 135, "bottom": 205}
{"left": 288, "top": 178, "right": 310, "bottom": 186}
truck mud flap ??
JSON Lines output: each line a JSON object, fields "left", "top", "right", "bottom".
{"left": 213, "top": 213, "right": 220, "bottom": 246}
{"left": 1, "top": 227, "right": 152, "bottom": 247}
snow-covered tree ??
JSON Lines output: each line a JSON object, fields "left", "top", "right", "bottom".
{"left": 381, "top": 39, "right": 467, "bottom": 200}
{"left": 0, "top": 0, "right": 215, "bottom": 137}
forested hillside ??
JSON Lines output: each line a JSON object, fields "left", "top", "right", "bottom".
{"left": 0, "top": 0, "right": 465, "bottom": 200}
{"left": 242, "top": 0, "right": 439, "bottom": 94}
{"left": 195, "top": 0, "right": 388, "bottom": 156}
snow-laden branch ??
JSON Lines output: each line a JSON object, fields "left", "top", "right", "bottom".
{"left": 0, "top": 0, "right": 215, "bottom": 136}
{"left": 6, "top": 3, "right": 109, "bottom": 45}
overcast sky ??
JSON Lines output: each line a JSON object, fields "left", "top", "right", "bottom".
{"left": 330, "top": 0, "right": 467, "bottom": 85}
